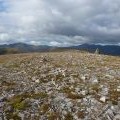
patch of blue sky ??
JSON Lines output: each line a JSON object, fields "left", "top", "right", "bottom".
{"left": 0, "top": 1, "right": 7, "bottom": 12}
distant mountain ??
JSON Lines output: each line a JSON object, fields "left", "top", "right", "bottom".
{"left": 69, "top": 44, "right": 120, "bottom": 56}
{"left": 0, "top": 43, "right": 52, "bottom": 54}
{"left": 0, "top": 43, "right": 120, "bottom": 56}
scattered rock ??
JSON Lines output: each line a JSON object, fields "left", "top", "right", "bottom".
{"left": 100, "top": 96, "right": 106, "bottom": 103}
{"left": 0, "top": 51, "right": 119, "bottom": 120}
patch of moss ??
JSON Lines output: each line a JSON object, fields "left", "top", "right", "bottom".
{"left": 64, "top": 113, "right": 73, "bottom": 120}
{"left": 40, "top": 104, "right": 50, "bottom": 114}
{"left": 1, "top": 80, "right": 16, "bottom": 86}
{"left": 91, "top": 84, "right": 99, "bottom": 93}
{"left": 8, "top": 96, "right": 29, "bottom": 110}
{"left": 77, "top": 111, "right": 85, "bottom": 119}
{"left": 7, "top": 63, "right": 20, "bottom": 68}
{"left": 30, "top": 92, "right": 48, "bottom": 99}
{"left": 13, "top": 101, "right": 29, "bottom": 110}
{"left": 55, "top": 74, "right": 64, "bottom": 81}
{"left": 8, "top": 92, "right": 48, "bottom": 110}
{"left": 67, "top": 92, "right": 83, "bottom": 99}
{"left": 60, "top": 87, "right": 74, "bottom": 94}
{"left": 109, "top": 90, "right": 120, "bottom": 105}
{"left": 47, "top": 113, "right": 59, "bottom": 120}
{"left": 5, "top": 112, "right": 21, "bottom": 120}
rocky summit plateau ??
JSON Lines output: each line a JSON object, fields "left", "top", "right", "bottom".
{"left": 0, "top": 51, "right": 120, "bottom": 120}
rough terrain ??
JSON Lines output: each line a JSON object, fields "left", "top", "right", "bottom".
{"left": 0, "top": 51, "right": 120, "bottom": 120}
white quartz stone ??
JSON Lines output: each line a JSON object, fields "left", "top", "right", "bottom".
{"left": 100, "top": 96, "right": 106, "bottom": 103}
{"left": 117, "top": 86, "right": 120, "bottom": 92}
{"left": 35, "top": 79, "right": 40, "bottom": 83}
{"left": 81, "top": 76, "right": 86, "bottom": 81}
{"left": 92, "top": 78, "right": 98, "bottom": 84}
{"left": 81, "top": 90, "right": 88, "bottom": 95}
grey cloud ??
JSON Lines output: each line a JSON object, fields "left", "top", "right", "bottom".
{"left": 0, "top": 0, "right": 120, "bottom": 46}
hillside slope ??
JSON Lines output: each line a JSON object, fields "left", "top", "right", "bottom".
{"left": 0, "top": 51, "right": 120, "bottom": 120}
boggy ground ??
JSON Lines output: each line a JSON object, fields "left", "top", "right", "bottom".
{"left": 0, "top": 51, "right": 120, "bottom": 120}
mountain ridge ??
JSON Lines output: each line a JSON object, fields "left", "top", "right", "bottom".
{"left": 0, "top": 43, "right": 120, "bottom": 56}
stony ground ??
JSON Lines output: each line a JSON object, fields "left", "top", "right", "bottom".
{"left": 0, "top": 51, "right": 120, "bottom": 120}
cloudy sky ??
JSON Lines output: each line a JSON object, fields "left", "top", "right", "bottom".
{"left": 0, "top": 0, "right": 120, "bottom": 46}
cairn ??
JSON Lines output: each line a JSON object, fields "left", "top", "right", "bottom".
{"left": 95, "top": 48, "right": 100, "bottom": 54}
